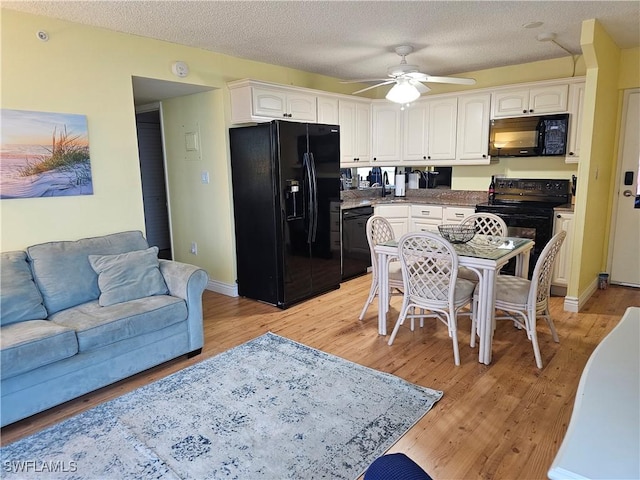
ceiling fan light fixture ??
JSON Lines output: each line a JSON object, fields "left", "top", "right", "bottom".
{"left": 385, "top": 80, "right": 420, "bottom": 104}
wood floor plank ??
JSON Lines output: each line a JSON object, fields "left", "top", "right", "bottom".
{"left": 2, "top": 275, "right": 638, "bottom": 480}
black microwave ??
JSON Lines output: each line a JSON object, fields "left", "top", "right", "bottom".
{"left": 488, "top": 113, "right": 569, "bottom": 157}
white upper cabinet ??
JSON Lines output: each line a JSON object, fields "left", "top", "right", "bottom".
{"left": 427, "top": 97, "right": 458, "bottom": 161}
{"left": 371, "top": 102, "right": 402, "bottom": 164}
{"left": 403, "top": 101, "right": 429, "bottom": 162}
{"left": 566, "top": 82, "right": 585, "bottom": 163}
{"left": 252, "top": 87, "right": 317, "bottom": 121}
{"left": 492, "top": 84, "right": 569, "bottom": 118}
{"left": 456, "top": 93, "right": 491, "bottom": 164}
{"left": 339, "top": 100, "right": 371, "bottom": 166}
{"left": 229, "top": 80, "right": 317, "bottom": 124}
{"left": 317, "top": 95, "right": 340, "bottom": 125}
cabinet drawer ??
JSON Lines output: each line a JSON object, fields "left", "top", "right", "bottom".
{"left": 410, "top": 204, "right": 443, "bottom": 220}
{"left": 375, "top": 204, "right": 410, "bottom": 218}
{"left": 443, "top": 207, "right": 474, "bottom": 223}
{"left": 411, "top": 219, "right": 442, "bottom": 233}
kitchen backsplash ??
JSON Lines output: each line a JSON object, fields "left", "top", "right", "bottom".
{"left": 341, "top": 187, "right": 486, "bottom": 206}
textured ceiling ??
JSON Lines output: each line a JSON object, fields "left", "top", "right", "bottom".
{"left": 5, "top": 1, "right": 640, "bottom": 83}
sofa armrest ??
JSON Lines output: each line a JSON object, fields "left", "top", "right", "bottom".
{"left": 159, "top": 260, "right": 208, "bottom": 351}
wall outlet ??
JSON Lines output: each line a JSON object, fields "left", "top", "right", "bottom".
{"left": 190, "top": 242, "right": 197, "bottom": 255}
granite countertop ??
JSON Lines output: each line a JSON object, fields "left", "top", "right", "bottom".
{"left": 340, "top": 188, "right": 486, "bottom": 210}
{"left": 554, "top": 203, "right": 575, "bottom": 213}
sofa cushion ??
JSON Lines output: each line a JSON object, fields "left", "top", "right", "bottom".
{"left": 88, "top": 246, "right": 168, "bottom": 307}
{"left": 0, "top": 320, "right": 78, "bottom": 380}
{"left": 27, "top": 231, "right": 149, "bottom": 315}
{"left": 49, "top": 295, "right": 187, "bottom": 352}
{"left": 0, "top": 251, "right": 47, "bottom": 326}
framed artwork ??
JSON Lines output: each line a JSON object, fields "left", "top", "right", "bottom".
{"left": 0, "top": 109, "right": 93, "bottom": 199}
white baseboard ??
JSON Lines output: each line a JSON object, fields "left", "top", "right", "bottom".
{"left": 206, "top": 279, "right": 238, "bottom": 297}
{"left": 564, "top": 276, "right": 598, "bottom": 312}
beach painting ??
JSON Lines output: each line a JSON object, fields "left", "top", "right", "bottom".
{"left": 1, "top": 109, "right": 93, "bottom": 199}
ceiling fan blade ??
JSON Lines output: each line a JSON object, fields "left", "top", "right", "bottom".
{"left": 352, "top": 80, "right": 395, "bottom": 95}
{"left": 409, "top": 80, "right": 430, "bottom": 94}
{"left": 339, "top": 78, "right": 391, "bottom": 84}
{"left": 423, "top": 75, "right": 476, "bottom": 85}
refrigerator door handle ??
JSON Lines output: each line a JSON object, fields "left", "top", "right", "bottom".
{"left": 303, "top": 153, "right": 314, "bottom": 244}
{"left": 309, "top": 152, "right": 319, "bottom": 242}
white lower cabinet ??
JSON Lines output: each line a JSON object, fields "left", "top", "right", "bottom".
{"left": 409, "top": 205, "right": 443, "bottom": 233}
{"left": 552, "top": 212, "right": 574, "bottom": 288}
{"left": 376, "top": 203, "right": 475, "bottom": 237}
{"left": 374, "top": 204, "right": 410, "bottom": 239}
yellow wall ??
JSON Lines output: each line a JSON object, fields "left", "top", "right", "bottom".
{"left": 569, "top": 20, "right": 623, "bottom": 297}
{"left": 161, "top": 90, "right": 237, "bottom": 284}
{"left": 0, "top": 9, "right": 357, "bottom": 287}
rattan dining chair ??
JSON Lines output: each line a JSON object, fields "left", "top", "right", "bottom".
{"left": 387, "top": 232, "right": 475, "bottom": 366}
{"left": 472, "top": 230, "right": 567, "bottom": 369}
{"left": 457, "top": 213, "right": 508, "bottom": 283}
{"left": 359, "top": 216, "right": 404, "bottom": 321}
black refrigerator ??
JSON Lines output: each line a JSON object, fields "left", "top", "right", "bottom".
{"left": 229, "top": 120, "right": 341, "bottom": 308}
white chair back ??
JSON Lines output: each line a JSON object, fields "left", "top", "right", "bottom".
{"left": 530, "top": 230, "right": 567, "bottom": 310}
{"left": 366, "top": 216, "right": 395, "bottom": 277}
{"left": 398, "top": 232, "right": 459, "bottom": 308}
{"left": 460, "top": 213, "right": 508, "bottom": 237}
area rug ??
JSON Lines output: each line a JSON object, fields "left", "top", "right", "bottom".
{"left": 1, "top": 332, "right": 442, "bottom": 479}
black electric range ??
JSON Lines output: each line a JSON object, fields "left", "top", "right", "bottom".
{"left": 476, "top": 178, "right": 571, "bottom": 278}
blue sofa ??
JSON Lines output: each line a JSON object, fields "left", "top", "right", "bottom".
{"left": 0, "top": 231, "right": 208, "bottom": 427}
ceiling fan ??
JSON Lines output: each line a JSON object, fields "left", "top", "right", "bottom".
{"left": 341, "top": 45, "right": 476, "bottom": 104}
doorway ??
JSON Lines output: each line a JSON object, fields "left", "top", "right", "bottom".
{"left": 131, "top": 76, "right": 214, "bottom": 260}
{"left": 609, "top": 88, "right": 640, "bottom": 287}
{"left": 136, "top": 108, "right": 172, "bottom": 259}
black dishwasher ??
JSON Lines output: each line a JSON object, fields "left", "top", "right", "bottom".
{"left": 341, "top": 206, "right": 373, "bottom": 280}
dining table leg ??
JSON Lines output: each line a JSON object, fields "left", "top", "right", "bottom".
{"left": 476, "top": 267, "right": 498, "bottom": 365}
{"left": 377, "top": 250, "right": 389, "bottom": 336}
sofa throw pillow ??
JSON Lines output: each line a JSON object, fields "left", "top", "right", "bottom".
{"left": 27, "top": 231, "right": 149, "bottom": 315}
{"left": 88, "top": 246, "right": 169, "bottom": 307}
{"left": 1, "top": 251, "right": 47, "bottom": 326}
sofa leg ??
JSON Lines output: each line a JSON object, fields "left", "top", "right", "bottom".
{"left": 187, "top": 348, "right": 202, "bottom": 358}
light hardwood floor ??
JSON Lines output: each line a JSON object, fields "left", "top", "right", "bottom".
{"left": 2, "top": 277, "right": 639, "bottom": 479}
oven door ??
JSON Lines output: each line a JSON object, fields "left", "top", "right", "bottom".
{"left": 475, "top": 207, "right": 553, "bottom": 278}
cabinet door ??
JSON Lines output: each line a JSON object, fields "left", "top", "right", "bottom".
{"left": 456, "top": 93, "right": 491, "bottom": 163}
{"left": 374, "top": 205, "right": 410, "bottom": 238}
{"left": 529, "top": 84, "right": 568, "bottom": 114}
{"left": 552, "top": 212, "right": 574, "bottom": 287}
{"left": 287, "top": 92, "right": 317, "bottom": 122}
{"left": 252, "top": 87, "right": 288, "bottom": 118}
{"left": 403, "top": 102, "right": 429, "bottom": 162}
{"left": 317, "top": 96, "right": 339, "bottom": 125}
{"left": 354, "top": 102, "right": 371, "bottom": 163}
{"left": 566, "top": 83, "right": 585, "bottom": 163}
{"left": 427, "top": 98, "right": 457, "bottom": 161}
{"left": 492, "top": 89, "right": 529, "bottom": 118}
{"left": 388, "top": 218, "right": 409, "bottom": 238}
{"left": 339, "top": 101, "right": 357, "bottom": 165}
{"left": 372, "top": 103, "right": 402, "bottom": 163}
